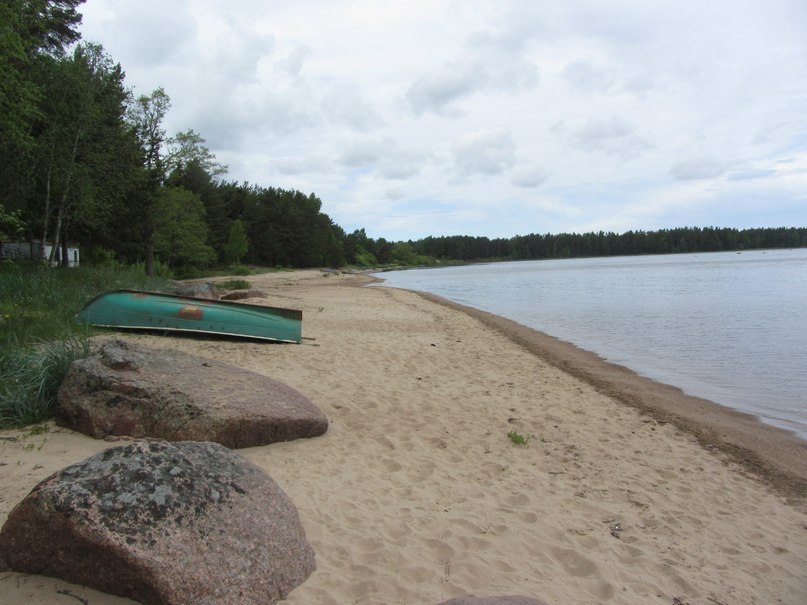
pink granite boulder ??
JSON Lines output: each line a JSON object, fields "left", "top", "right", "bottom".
{"left": 56, "top": 339, "right": 327, "bottom": 448}
{"left": 0, "top": 440, "right": 315, "bottom": 605}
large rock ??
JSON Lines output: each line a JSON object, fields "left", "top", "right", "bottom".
{"left": 172, "top": 282, "right": 221, "bottom": 300}
{"left": 220, "top": 288, "right": 267, "bottom": 301}
{"left": 437, "top": 598, "right": 549, "bottom": 605}
{"left": 57, "top": 339, "right": 328, "bottom": 448}
{"left": 0, "top": 440, "right": 316, "bottom": 605}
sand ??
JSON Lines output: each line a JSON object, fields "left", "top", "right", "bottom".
{"left": 1, "top": 269, "right": 806, "bottom": 605}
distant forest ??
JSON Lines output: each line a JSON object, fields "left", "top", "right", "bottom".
{"left": 403, "top": 226, "right": 807, "bottom": 265}
{"left": 1, "top": 2, "right": 805, "bottom": 276}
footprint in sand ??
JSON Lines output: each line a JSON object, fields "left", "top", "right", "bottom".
{"left": 550, "top": 546, "right": 598, "bottom": 577}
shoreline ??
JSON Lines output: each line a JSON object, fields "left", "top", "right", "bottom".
{"left": 404, "top": 289, "right": 807, "bottom": 506}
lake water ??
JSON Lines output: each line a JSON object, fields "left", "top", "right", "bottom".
{"left": 373, "top": 249, "right": 807, "bottom": 439}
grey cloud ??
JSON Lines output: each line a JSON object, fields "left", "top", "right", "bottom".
{"left": 511, "top": 165, "right": 548, "bottom": 188}
{"left": 276, "top": 41, "right": 310, "bottom": 76}
{"left": 192, "top": 92, "right": 317, "bottom": 151}
{"left": 339, "top": 139, "right": 386, "bottom": 167}
{"left": 569, "top": 117, "right": 650, "bottom": 157}
{"left": 274, "top": 155, "right": 329, "bottom": 175}
{"left": 116, "top": 9, "right": 196, "bottom": 69}
{"left": 562, "top": 61, "right": 615, "bottom": 93}
{"left": 405, "top": 68, "right": 480, "bottom": 116}
{"left": 670, "top": 158, "right": 725, "bottom": 180}
{"left": 452, "top": 129, "right": 516, "bottom": 175}
{"left": 405, "top": 18, "right": 538, "bottom": 116}
{"left": 338, "top": 138, "right": 426, "bottom": 180}
{"left": 624, "top": 75, "right": 655, "bottom": 95}
{"left": 385, "top": 188, "right": 405, "bottom": 201}
{"left": 728, "top": 168, "right": 776, "bottom": 181}
{"left": 379, "top": 152, "right": 424, "bottom": 180}
{"left": 323, "top": 83, "right": 383, "bottom": 132}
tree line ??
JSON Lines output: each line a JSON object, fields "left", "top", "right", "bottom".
{"left": 407, "top": 227, "right": 807, "bottom": 264}
{"left": 1, "top": 2, "right": 804, "bottom": 276}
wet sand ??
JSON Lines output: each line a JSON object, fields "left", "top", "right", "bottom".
{"left": 1, "top": 269, "right": 805, "bottom": 604}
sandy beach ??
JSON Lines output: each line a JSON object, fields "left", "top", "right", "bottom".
{"left": 1, "top": 269, "right": 806, "bottom": 605}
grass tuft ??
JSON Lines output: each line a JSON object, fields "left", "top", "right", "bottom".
{"left": 507, "top": 430, "right": 529, "bottom": 445}
{"left": 214, "top": 279, "right": 251, "bottom": 290}
{"left": 0, "top": 336, "right": 93, "bottom": 427}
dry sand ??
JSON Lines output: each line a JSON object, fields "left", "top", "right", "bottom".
{"left": 1, "top": 269, "right": 806, "bottom": 605}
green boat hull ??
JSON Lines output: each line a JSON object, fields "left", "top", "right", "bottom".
{"left": 76, "top": 290, "right": 302, "bottom": 343}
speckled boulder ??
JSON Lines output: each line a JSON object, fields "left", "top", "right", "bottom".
{"left": 0, "top": 441, "right": 315, "bottom": 605}
{"left": 172, "top": 282, "right": 221, "bottom": 300}
{"left": 56, "top": 339, "right": 328, "bottom": 448}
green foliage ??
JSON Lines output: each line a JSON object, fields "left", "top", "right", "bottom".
{"left": 391, "top": 242, "right": 417, "bottom": 265}
{"left": 230, "top": 264, "right": 252, "bottom": 276}
{"left": 153, "top": 186, "right": 216, "bottom": 270}
{"left": 240, "top": 186, "right": 345, "bottom": 267}
{"left": 0, "top": 336, "right": 91, "bottom": 427}
{"left": 353, "top": 247, "right": 378, "bottom": 268}
{"left": 0, "top": 203, "right": 25, "bottom": 241}
{"left": 165, "top": 129, "right": 228, "bottom": 178}
{"left": 507, "top": 430, "right": 529, "bottom": 445}
{"left": 223, "top": 219, "right": 249, "bottom": 264}
{"left": 215, "top": 279, "right": 251, "bottom": 290}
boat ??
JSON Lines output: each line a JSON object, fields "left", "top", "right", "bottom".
{"left": 75, "top": 290, "right": 302, "bottom": 343}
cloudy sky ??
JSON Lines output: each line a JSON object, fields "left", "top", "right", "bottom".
{"left": 79, "top": 0, "right": 807, "bottom": 241}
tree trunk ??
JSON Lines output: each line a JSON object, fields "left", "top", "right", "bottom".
{"left": 145, "top": 240, "right": 154, "bottom": 276}
{"left": 51, "top": 203, "right": 63, "bottom": 263}
{"left": 41, "top": 139, "right": 55, "bottom": 259}
{"left": 49, "top": 129, "right": 81, "bottom": 263}
{"left": 61, "top": 226, "right": 69, "bottom": 268}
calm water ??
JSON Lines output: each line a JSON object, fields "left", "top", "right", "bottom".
{"left": 374, "top": 249, "right": 807, "bottom": 439}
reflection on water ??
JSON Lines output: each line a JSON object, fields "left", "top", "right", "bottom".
{"left": 375, "top": 249, "right": 807, "bottom": 438}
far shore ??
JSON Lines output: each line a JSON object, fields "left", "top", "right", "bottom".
{"left": 1, "top": 268, "right": 805, "bottom": 605}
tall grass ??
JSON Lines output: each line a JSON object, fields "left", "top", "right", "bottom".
{"left": 0, "top": 336, "right": 93, "bottom": 426}
{"left": 0, "top": 262, "right": 172, "bottom": 428}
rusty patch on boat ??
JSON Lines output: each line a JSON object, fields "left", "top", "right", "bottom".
{"left": 178, "top": 305, "right": 204, "bottom": 320}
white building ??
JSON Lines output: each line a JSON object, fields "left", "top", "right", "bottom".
{"left": 0, "top": 240, "right": 80, "bottom": 267}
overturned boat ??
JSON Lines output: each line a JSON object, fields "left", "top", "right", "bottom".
{"left": 76, "top": 290, "right": 302, "bottom": 343}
